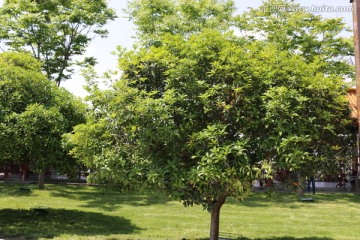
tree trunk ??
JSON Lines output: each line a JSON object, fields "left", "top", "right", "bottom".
{"left": 38, "top": 169, "right": 45, "bottom": 189}
{"left": 297, "top": 173, "right": 305, "bottom": 196}
{"left": 22, "top": 171, "right": 26, "bottom": 182}
{"left": 209, "top": 195, "right": 227, "bottom": 240}
{"left": 20, "top": 163, "right": 29, "bottom": 181}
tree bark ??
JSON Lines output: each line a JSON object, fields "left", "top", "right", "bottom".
{"left": 38, "top": 169, "right": 45, "bottom": 189}
{"left": 209, "top": 195, "right": 227, "bottom": 240}
{"left": 20, "top": 163, "right": 29, "bottom": 181}
{"left": 297, "top": 173, "right": 305, "bottom": 196}
{"left": 22, "top": 171, "right": 26, "bottom": 182}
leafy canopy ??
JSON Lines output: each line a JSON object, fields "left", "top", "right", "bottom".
{"left": 0, "top": 0, "right": 116, "bottom": 86}
{"left": 0, "top": 52, "right": 86, "bottom": 176}
{"left": 68, "top": 29, "right": 352, "bottom": 203}
{"left": 126, "top": 0, "right": 235, "bottom": 46}
{"left": 66, "top": 0, "right": 354, "bottom": 239}
{"left": 236, "top": 0, "right": 354, "bottom": 79}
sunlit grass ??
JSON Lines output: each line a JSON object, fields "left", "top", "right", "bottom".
{"left": 0, "top": 182, "right": 359, "bottom": 240}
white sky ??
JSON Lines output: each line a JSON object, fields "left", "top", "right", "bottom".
{"left": 0, "top": 0, "right": 355, "bottom": 97}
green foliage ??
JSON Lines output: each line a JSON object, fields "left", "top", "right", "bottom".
{"left": 68, "top": 31, "right": 261, "bottom": 208}
{"left": 8, "top": 104, "right": 66, "bottom": 169}
{"left": 126, "top": 0, "right": 236, "bottom": 46}
{"left": 69, "top": 27, "right": 353, "bottom": 206}
{"left": 257, "top": 46, "right": 355, "bottom": 175}
{"left": 0, "top": 0, "right": 116, "bottom": 85}
{"left": 236, "top": 0, "right": 354, "bottom": 80}
{"left": 66, "top": 1, "right": 355, "bottom": 238}
{"left": 0, "top": 52, "right": 86, "bottom": 175}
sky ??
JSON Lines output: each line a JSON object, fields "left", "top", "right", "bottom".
{"left": 0, "top": 0, "right": 355, "bottom": 97}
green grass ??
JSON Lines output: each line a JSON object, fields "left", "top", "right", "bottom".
{"left": 0, "top": 182, "right": 359, "bottom": 240}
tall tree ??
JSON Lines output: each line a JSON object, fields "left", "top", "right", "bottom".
{"left": 67, "top": 35, "right": 352, "bottom": 240}
{"left": 0, "top": 0, "right": 116, "bottom": 86}
{"left": 0, "top": 52, "right": 86, "bottom": 188}
{"left": 66, "top": 0, "right": 354, "bottom": 239}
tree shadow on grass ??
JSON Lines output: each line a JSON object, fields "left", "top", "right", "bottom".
{"left": 194, "top": 235, "right": 335, "bottom": 240}
{"left": 226, "top": 192, "right": 301, "bottom": 208}
{"left": 49, "top": 184, "right": 173, "bottom": 211}
{"left": 250, "top": 238, "right": 334, "bottom": 240}
{"left": 0, "top": 184, "right": 38, "bottom": 198}
{"left": 309, "top": 192, "right": 360, "bottom": 204}
{"left": 217, "top": 237, "right": 334, "bottom": 240}
{"left": 227, "top": 191, "right": 360, "bottom": 209}
{"left": 0, "top": 208, "right": 141, "bottom": 240}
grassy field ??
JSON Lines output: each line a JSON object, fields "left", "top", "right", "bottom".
{"left": 0, "top": 182, "right": 359, "bottom": 240}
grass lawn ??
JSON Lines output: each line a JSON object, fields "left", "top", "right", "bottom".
{"left": 0, "top": 182, "right": 359, "bottom": 240}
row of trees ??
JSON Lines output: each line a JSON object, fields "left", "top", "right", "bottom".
{"left": 0, "top": 0, "right": 357, "bottom": 239}
{"left": 0, "top": 52, "right": 86, "bottom": 188}
{"left": 0, "top": 0, "right": 115, "bottom": 187}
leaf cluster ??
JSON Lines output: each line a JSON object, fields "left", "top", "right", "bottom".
{"left": 66, "top": 0, "right": 355, "bottom": 212}
{"left": 0, "top": 52, "right": 86, "bottom": 173}
{"left": 0, "top": 0, "right": 116, "bottom": 85}
{"left": 236, "top": 0, "right": 354, "bottom": 80}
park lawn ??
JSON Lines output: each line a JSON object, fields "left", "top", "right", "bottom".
{"left": 0, "top": 182, "right": 359, "bottom": 240}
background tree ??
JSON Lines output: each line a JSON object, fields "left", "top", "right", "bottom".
{"left": 66, "top": 0, "right": 354, "bottom": 239}
{"left": 0, "top": 51, "right": 49, "bottom": 163}
{"left": 236, "top": 0, "right": 354, "bottom": 80}
{"left": 259, "top": 47, "right": 356, "bottom": 193}
{"left": 0, "top": 0, "right": 116, "bottom": 86}
{"left": 0, "top": 52, "right": 86, "bottom": 188}
{"left": 236, "top": 0, "right": 356, "bottom": 190}
{"left": 126, "top": 0, "right": 235, "bottom": 46}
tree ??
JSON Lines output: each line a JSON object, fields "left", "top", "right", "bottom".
{"left": 0, "top": 51, "right": 49, "bottom": 162}
{"left": 8, "top": 104, "right": 67, "bottom": 187}
{"left": 236, "top": 0, "right": 354, "bottom": 79}
{"left": 236, "top": 0, "right": 356, "bottom": 192}
{"left": 0, "top": 52, "right": 86, "bottom": 188}
{"left": 0, "top": 0, "right": 116, "bottom": 86}
{"left": 66, "top": 1, "right": 354, "bottom": 239}
{"left": 126, "top": 0, "right": 236, "bottom": 46}
{"left": 67, "top": 35, "right": 353, "bottom": 239}
{"left": 259, "top": 48, "right": 356, "bottom": 194}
